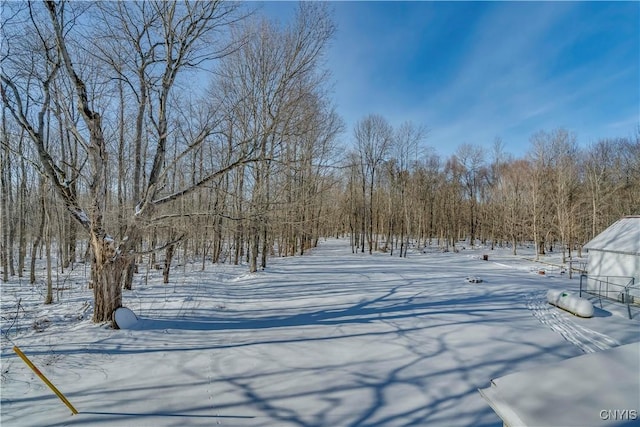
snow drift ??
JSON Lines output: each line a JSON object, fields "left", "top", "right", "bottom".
{"left": 547, "top": 289, "right": 594, "bottom": 318}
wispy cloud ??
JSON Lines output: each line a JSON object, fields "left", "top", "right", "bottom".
{"left": 266, "top": 1, "right": 639, "bottom": 157}
{"left": 258, "top": 2, "right": 640, "bottom": 155}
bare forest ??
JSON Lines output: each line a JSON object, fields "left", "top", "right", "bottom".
{"left": 1, "top": 1, "right": 639, "bottom": 326}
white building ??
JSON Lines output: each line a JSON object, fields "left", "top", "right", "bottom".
{"left": 583, "top": 216, "right": 640, "bottom": 303}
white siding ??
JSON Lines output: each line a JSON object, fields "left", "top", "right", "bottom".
{"left": 587, "top": 249, "right": 640, "bottom": 300}
{"left": 584, "top": 217, "right": 640, "bottom": 301}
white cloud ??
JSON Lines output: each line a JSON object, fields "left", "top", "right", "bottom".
{"left": 322, "top": 2, "right": 638, "bottom": 155}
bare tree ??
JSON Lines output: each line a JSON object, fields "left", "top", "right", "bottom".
{"left": 2, "top": 1, "right": 256, "bottom": 325}
{"left": 354, "top": 114, "right": 393, "bottom": 254}
{"left": 527, "top": 131, "right": 553, "bottom": 258}
{"left": 0, "top": 19, "right": 15, "bottom": 281}
{"left": 584, "top": 139, "right": 616, "bottom": 239}
{"left": 383, "top": 121, "right": 426, "bottom": 256}
{"left": 454, "top": 143, "right": 486, "bottom": 247}
{"left": 0, "top": 106, "right": 10, "bottom": 283}
{"left": 410, "top": 152, "right": 440, "bottom": 248}
{"left": 344, "top": 151, "right": 364, "bottom": 253}
{"left": 213, "top": 3, "right": 336, "bottom": 271}
{"left": 496, "top": 159, "right": 529, "bottom": 255}
{"left": 546, "top": 129, "right": 579, "bottom": 263}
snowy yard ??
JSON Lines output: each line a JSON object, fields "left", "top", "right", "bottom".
{"left": 1, "top": 238, "right": 639, "bottom": 426}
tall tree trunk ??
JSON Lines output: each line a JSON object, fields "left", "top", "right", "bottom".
{"left": 30, "top": 180, "right": 46, "bottom": 284}
{"left": 91, "top": 241, "right": 125, "bottom": 325}
{"left": 0, "top": 116, "right": 9, "bottom": 282}
{"left": 44, "top": 199, "right": 53, "bottom": 305}
{"left": 17, "top": 137, "right": 28, "bottom": 276}
{"left": 163, "top": 244, "right": 175, "bottom": 284}
{"left": 261, "top": 223, "right": 268, "bottom": 270}
{"left": 249, "top": 224, "right": 258, "bottom": 273}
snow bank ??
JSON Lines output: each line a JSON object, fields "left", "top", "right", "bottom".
{"left": 547, "top": 290, "right": 594, "bottom": 318}
{"left": 479, "top": 341, "right": 640, "bottom": 426}
{"left": 114, "top": 307, "right": 139, "bottom": 329}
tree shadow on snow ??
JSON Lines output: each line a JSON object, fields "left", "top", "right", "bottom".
{"left": 129, "top": 286, "right": 531, "bottom": 333}
{"left": 9, "top": 275, "right": 583, "bottom": 427}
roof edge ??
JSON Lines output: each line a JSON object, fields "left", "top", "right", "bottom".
{"left": 583, "top": 216, "right": 640, "bottom": 253}
{"left": 584, "top": 248, "right": 640, "bottom": 257}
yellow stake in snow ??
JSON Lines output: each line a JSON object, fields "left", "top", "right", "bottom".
{"left": 13, "top": 346, "right": 79, "bottom": 415}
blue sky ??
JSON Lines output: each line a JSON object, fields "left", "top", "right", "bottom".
{"left": 261, "top": 1, "right": 639, "bottom": 157}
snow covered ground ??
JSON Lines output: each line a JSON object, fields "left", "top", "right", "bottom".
{"left": 1, "top": 238, "right": 639, "bottom": 426}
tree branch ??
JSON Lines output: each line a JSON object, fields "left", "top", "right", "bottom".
{"left": 152, "top": 157, "right": 263, "bottom": 207}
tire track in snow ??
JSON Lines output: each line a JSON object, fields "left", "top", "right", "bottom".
{"left": 526, "top": 292, "right": 620, "bottom": 353}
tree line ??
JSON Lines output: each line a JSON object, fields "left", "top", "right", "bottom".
{"left": 343, "top": 123, "right": 639, "bottom": 262}
{"left": 1, "top": 1, "right": 638, "bottom": 325}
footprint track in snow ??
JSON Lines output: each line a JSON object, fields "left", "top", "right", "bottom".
{"left": 526, "top": 292, "right": 620, "bottom": 353}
